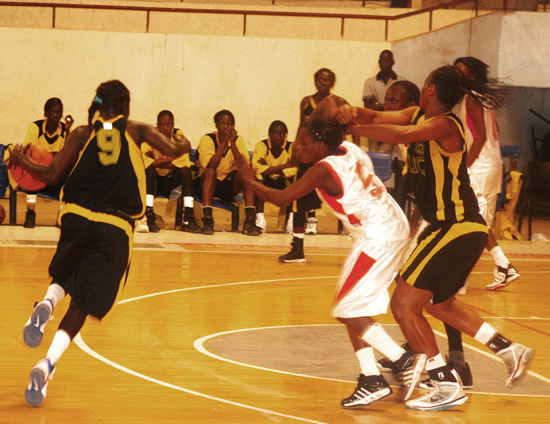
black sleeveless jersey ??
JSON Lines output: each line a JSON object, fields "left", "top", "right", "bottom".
{"left": 406, "top": 108, "right": 481, "bottom": 224}
{"left": 61, "top": 113, "right": 146, "bottom": 218}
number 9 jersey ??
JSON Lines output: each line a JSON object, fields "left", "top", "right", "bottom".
{"left": 60, "top": 112, "right": 146, "bottom": 219}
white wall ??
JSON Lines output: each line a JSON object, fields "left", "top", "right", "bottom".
{"left": 0, "top": 27, "right": 387, "bottom": 149}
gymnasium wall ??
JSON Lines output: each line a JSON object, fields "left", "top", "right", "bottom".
{"left": 0, "top": 26, "right": 387, "bottom": 149}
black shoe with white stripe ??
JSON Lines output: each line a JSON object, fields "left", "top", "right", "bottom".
{"left": 341, "top": 374, "right": 393, "bottom": 409}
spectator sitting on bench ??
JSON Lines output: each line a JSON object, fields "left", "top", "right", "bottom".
{"left": 195, "top": 109, "right": 261, "bottom": 236}
{"left": 252, "top": 120, "right": 297, "bottom": 233}
{"left": 136, "top": 110, "right": 200, "bottom": 233}
{"left": 10, "top": 98, "right": 73, "bottom": 228}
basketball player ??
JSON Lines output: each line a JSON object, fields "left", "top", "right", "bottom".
{"left": 15, "top": 98, "right": 73, "bottom": 228}
{"left": 8, "top": 80, "right": 190, "bottom": 406}
{"left": 335, "top": 66, "right": 534, "bottom": 411}
{"left": 237, "top": 109, "right": 427, "bottom": 410}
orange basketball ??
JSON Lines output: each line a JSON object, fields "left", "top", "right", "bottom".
{"left": 9, "top": 145, "right": 53, "bottom": 191}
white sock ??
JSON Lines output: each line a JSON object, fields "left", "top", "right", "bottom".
{"left": 489, "top": 247, "right": 509, "bottom": 268}
{"left": 146, "top": 194, "right": 154, "bottom": 208}
{"left": 45, "top": 283, "right": 65, "bottom": 308}
{"left": 356, "top": 347, "right": 380, "bottom": 376}
{"left": 46, "top": 330, "right": 71, "bottom": 365}
{"left": 27, "top": 194, "right": 37, "bottom": 204}
{"left": 183, "top": 196, "right": 194, "bottom": 208}
{"left": 293, "top": 232, "right": 304, "bottom": 239}
{"left": 474, "top": 322, "right": 497, "bottom": 345}
{"left": 362, "top": 322, "right": 405, "bottom": 362}
{"left": 425, "top": 353, "right": 446, "bottom": 371}
{"left": 256, "top": 212, "right": 264, "bottom": 219}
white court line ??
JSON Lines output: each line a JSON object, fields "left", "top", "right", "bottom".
{"left": 195, "top": 324, "right": 550, "bottom": 396}
{"left": 74, "top": 334, "right": 328, "bottom": 424}
{"left": 75, "top": 274, "right": 550, "bottom": 421}
{"left": 76, "top": 276, "right": 339, "bottom": 423}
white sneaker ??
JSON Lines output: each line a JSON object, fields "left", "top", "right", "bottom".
{"left": 25, "top": 358, "right": 55, "bottom": 406}
{"left": 305, "top": 217, "right": 317, "bottom": 235}
{"left": 486, "top": 264, "right": 520, "bottom": 290}
{"left": 497, "top": 343, "right": 534, "bottom": 387}
{"left": 394, "top": 351, "right": 427, "bottom": 401}
{"left": 135, "top": 216, "right": 149, "bottom": 233}
{"left": 23, "top": 300, "right": 53, "bottom": 348}
{"left": 285, "top": 212, "right": 294, "bottom": 234}
{"left": 255, "top": 214, "right": 267, "bottom": 234}
{"left": 406, "top": 379, "right": 467, "bottom": 411}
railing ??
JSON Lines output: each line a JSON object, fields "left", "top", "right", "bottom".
{"left": 0, "top": 0, "right": 482, "bottom": 40}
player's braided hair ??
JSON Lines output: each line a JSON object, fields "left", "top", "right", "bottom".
{"left": 87, "top": 80, "right": 130, "bottom": 135}
{"left": 430, "top": 65, "right": 509, "bottom": 110}
{"left": 306, "top": 118, "right": 345, "bottom": 150}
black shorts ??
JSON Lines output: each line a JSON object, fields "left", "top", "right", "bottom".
{"left": 194, "top": 171, "right": 237, "bottom": 203}
{"left": 49, "top": 208, "right": 133, "bottom": 320}
{"left": 400, "top": 220, "right": 488, "bottom": 304}
{"left": 296, "top": 163, "right": 322, "bottom": 212}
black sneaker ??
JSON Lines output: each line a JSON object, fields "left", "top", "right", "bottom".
{"left": 394, "top": 351, "right": 427, "bottom": 401}
{"left": 377, "top": 342, "right": 412, "bottom": 372}
{"left": 341, "top": 374, "right": 393, "bottom": 409}
{"left": 23, "top": 209, "right": 36, "bottom": 228}
{"left": 182, "top": 216, "right": 202, "bottom": 233}
{"left": 419, "top": 358, "right": 473, "bottom": 390}
{"left": 146, "top": 208, "right": 160, "bottom": 233}
{"left": 278, "top": 239, "right": 306, "bottom": 263}
{"left": 242, "top": 218, "right": 261, "bottom": 236}
{"left": 202, "top": 216, "right": 215, "bottom": 235}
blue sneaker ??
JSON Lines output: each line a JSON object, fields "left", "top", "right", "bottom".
{"left": 25, "top": 358, "right": 55, "bottom": 406}
{"left": 23, "top": 300, "right": 53, "bottom": 348}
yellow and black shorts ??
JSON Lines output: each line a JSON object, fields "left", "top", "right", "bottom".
{"left": 400, "top": 219, "right": 488, "bottom": 304}
{"left": 49, "top": 204, "right": 134, "bottom": 320}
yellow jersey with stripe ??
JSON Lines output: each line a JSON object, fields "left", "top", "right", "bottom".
{"left": 23, "top": 119, "right": 68, "bottom": 152}
{"left": 61, "top": 113, "right": 146, "bottom": 219}
{"left": 252, "top": 138, "right": 296, "bottom": 180}
{"left": 406, "top": 108, "right": 482, "bottom": 224}
{"left": 142, "top": 128, "right": 191, "bottom": 176}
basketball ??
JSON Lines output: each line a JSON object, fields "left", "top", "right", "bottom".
{"left": 0, "top": 204, "right": 5, "bottom": 224}
{"left": 9, "top": 145, "right": 53, "bottom": 191}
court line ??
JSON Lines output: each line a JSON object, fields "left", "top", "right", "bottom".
{"left": 74, "top": 334, "right": 328, "bottom": 424}
{"left": 194, "top": 324, "right": 550, "bottom": 395}
{"left": 76, "top": 276, "right": 339, "bottom": 424}
{"left": 75, "top": 274, "right": 550, "bottom": 420}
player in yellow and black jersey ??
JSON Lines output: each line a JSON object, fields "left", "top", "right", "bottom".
{"left": 335, "top": 66, "right": 533, "bottom": 411}
{"left": 8, "top": 80, "right": 190, "bottom": 407}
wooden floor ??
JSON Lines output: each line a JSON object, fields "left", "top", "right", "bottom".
{"left": 1, "top": 195, "right": 549, "bottom": 423}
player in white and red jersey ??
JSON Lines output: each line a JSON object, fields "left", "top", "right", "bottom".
{"left": 237, "top": 108, "right": 426, "bottom": 410}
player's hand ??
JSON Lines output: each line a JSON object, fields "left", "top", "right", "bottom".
{"left": 257, "top": 158, "right": 267, "bottom": 166}
{"left": 64, "top": 115, "right": 74, "bottom": 131}
{"left": 6, "top": 144, "right": 29, "bottom": 166}
{"left": 335, "top": 105, "right": 357, "bottom": 126}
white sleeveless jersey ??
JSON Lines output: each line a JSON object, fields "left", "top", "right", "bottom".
{"left": 316, "top": 141, "right": 409, "bottom": 242}
{"left": 460, "top": 97, "right": 503, "bottom": 194}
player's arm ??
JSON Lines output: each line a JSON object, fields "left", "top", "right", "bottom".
{"left": 464, "top": 96, "right": 487, "bottom": 167}
{"left": 336, "top": 105, "right": 416, "bottom": 127}
{"left": 349, "top": 116, "right": 462, "bottom": 152}
{"left": 8, "top": 125, "right": 88, "bottom": 186}
{"left": 238, "top": 158, "right": 335, "bottom": 207}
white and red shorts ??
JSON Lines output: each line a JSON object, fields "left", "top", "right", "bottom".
{"left": 332, "top": 238, "right": 408, "bottom": 319}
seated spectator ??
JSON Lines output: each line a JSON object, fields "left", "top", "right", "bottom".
{"left": 252, "top": 120, "right": 297, "bottom": 233}
{"left": 136, "top": 110, "right": 200, "bottom": 233}
{"left": 10, "top": 98, "right": 73, "bottom": 228}
{"left": 195, "top": 109, "right": 261, "bottom": 236}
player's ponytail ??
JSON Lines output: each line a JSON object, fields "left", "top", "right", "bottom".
{"left": 430, "top": 65, "right": 509, "bottom": 111}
